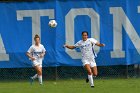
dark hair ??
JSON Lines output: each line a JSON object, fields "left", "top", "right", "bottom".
{"left": 82, "top": 31, "right": 88, "bottom": 35}
{"left": 34, "top": 34, "right": 40, "bottom": 40}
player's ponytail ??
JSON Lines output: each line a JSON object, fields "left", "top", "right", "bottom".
{"left": 34, "top": 34, "right": 40, "bottom": 40}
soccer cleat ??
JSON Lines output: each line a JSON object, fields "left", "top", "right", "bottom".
{"left": 30, "top": 77, "right": 33, "bottom": 85}
{"left": 91, "top": 86, "right": 94, "bottom": 88}
{"left": 86, "top": 78, "right": 89, "bottom": 83}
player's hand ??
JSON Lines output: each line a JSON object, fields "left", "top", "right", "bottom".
{"left": 63, "top": 44, "right": 67, "bottom": 48}
{"left": 40, "top": 54, "right": 44, "bottom": 58}
{"left": 102, "top": 44, "right": 105, "bottom": 47}
{"left": 30, "top": 57, "right": 35, "bottom": 61}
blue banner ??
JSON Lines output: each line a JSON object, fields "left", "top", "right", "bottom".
{"left": 0, "top": 0, "right": 140, "bottom": 68}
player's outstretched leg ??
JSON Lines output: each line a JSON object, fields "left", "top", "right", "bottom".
{"left": 34, "top": 66, "right": 43, "bottom": 85}
{"left": 30, "top": 74, "right": 38, "bottom": 85}
{"left": 91, "top": 66, "right": 98, "bottom": 77}
{"left": 84, "top": 64, "right": 94, "bottom": 88}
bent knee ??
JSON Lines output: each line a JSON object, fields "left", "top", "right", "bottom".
{"left": 93, "top": 72, "right": 98, "bottom": 76}
{"left": 37, "top": 70, "right": 42, "bottom": 75}
{"left": 87, "top": 71, "right": 92, "bottom": 75}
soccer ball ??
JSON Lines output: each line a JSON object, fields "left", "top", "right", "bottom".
{"left": 48, "top": 20, "right": 57, "bottom": 28}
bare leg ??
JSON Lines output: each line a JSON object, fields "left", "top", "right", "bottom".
{"left": 91, "top": 66, "right": 98, "bottom": 77}
{"left": 84, "top": 64, "right": 94, "bottom": 87}
{"left": 34, "top": 66, "right": 42, "bottom": 84}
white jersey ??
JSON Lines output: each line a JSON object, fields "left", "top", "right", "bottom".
{"left": 27, "top": 44, "right": 46, "bottom": 62}
{"left": 74, "top": 38, "right": 98, "bottom": 60}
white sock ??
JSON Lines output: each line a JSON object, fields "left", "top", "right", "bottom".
{"left": 31, "top": 74, "right": 38, "bottom": 80}
{"left": 88, "top": 75, "right": 94, "bottom": 86}
{"left": 38, "top": 75, "right": 42, "bottom": 84}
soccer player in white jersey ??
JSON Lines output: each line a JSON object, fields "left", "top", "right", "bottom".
{"left": 26, "top": 34, "right": 46, "bottom": 85}
{"left": 64, "top": 31, "right": 105, "bottom": 88}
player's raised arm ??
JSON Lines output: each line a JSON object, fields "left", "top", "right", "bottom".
{"left": 63, "top": 44, "right": 76, "bottom": 49}
{"left": 95, "top": 42, "right": 105, "bottom": 47}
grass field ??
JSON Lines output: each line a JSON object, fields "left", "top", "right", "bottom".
{"left": 0, "top": 78, "right": 140, "bottom": 93}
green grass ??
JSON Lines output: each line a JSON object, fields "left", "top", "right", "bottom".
{"left": 0, "top": 78, "right": 140, "bottom": 93}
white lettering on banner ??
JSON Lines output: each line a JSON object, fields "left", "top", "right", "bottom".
{"left": 110, "top": 7, "right": 140, "bottom": 58}
{"left": 0, "top": 35, "right": 9, "bottom": 61}
{"left": 17, "top": 9, "right": 54, "bottom": 44}
{"left": 65, "top": 8, "right": 100, "bottom": 59}
{"left": 13, "top": 7, "right": 140, "bottom": 60}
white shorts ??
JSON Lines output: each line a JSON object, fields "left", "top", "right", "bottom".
{"left": 82, "top": 58, "right": 96, "bottom": 68}
{"left": 32, "top": 60, "right": 42, "bottom": 67}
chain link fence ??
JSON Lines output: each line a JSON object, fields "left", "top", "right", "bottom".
{"left": 0, "top": 65, "right": 140, "bottom": 81}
